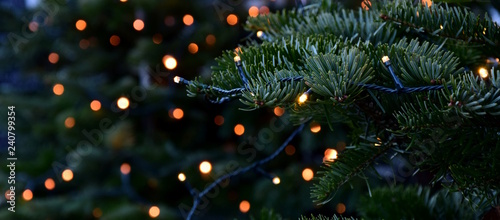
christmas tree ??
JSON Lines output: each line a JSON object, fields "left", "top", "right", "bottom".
{"left": 1, "top": 0, "right": 500, "bottom": 219}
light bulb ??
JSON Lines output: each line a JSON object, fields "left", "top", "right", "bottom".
{"left": 256, "top": 31, "right": 263, "bottom": 38}
{"left": 381, "top": 56, "right": 390, "bottom": 63}
{"left": 173, "top": 76, "right": 180, "bottom": 83}
{"left": 272, "top": 177, "right": 280, "bottom": 185}
{"left": 479, "top": 68, "right": 488, "bottom": 78}
{"left": 298, "top": 93, "right": 308, "bottom": 104}
{"left": 234, "top": 55, "right": 241, "bottom": 63}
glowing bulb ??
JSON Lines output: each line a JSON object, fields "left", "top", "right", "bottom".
{"left": 53, "top": 84, "right": 64, "bottom": 95}
{"left": 188, "top": 43, "right": 198, "bottom": 54}
{"left": 183, "top": 14, "right": 194, "bottom": 26}
{"left": 226, "top": 14, "right": 238, "bottom": 26}
{"left": 172, "top": 108, "right": 184, "bottom": 119}
{"left": 22, "top": 189, "right": 33, "bottom": 201}
{"left": 323, "top": 148, "right": 338, "bottom": 162}
{"left": 75, "top": 19, "right": 87, "bottom": 31}
{"left": 256, "top": 31, "right": 263, "bottom": 38}
{"left": 234, "top": 55, "right": 241, "bottom": 63}
{"left": 479, "top": 68, "right": 489, "bottom": 78}
{"left": 422, "top": 0, "right": 432, "bottom": 7}
{"left": 149, "top": 206, "right": 160, "bottom": 218}
{"left": 440, "top": 25, "right": 443, "bottom": 30}
{"left": 239, "top": 200, "right": 250, "bottom": 213}
{"left": 133, "top": 19, "right": 144, "bottom": 31}
{"left": 173, "top": 76, "right": 181, "bottom": 83}
{"left": 48, "top": 52, "right": 59, "bottom": 64}
{"left": 163, "top": 55, "right": 177, "bottom": 70}
{"left": 273, "top": 107, "right": 285, "bottom": 116}
{"left": 178, "top": 173, "right": 186, "bottom": 182}
{"left": 381, "top": 56, "right": 390, "bottom": 63}
{"left": 90, "top": 100, "right": 101, "bottom": 111}
{"left": 65, "top": 117, "right": 75, "bottom": 129}
{"left": 310, "top": 122, "right": 321, "bottom": 133}
{"left": 45, "top": 178, "right": 55, "bottom": 190}
{"left": 199, "top": 161, "right": 212, "bottom": 174}
{"left": 272, "top": 177, "right": 280, "bottom": 185}
{"left": 249, "top": 6, "right": 259, "bottom": 17}
{"left": 302, "top": 168, "right": 314, "bottom": 181}
{"left": 62, "top": 169, "right": 73, "bottom": 182}
{"left": 120, "top": 163, "right": 131, "bottom": 175}
{"left": 117, "top": 97, "right": 130, "bottom": 110}
{"left": 234, "top": 124, "right": 245, "bottom": 136}
{"left": 298, "top": 93, "right": 308, "bottom": 103}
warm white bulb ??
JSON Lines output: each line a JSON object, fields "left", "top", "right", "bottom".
{"left": 298, "top": 93, "right": 308, "bottom": 103}
{"left": 272, "top": 177, "right": 280, "bottom": 185}
{"left": 381, "top": 56, "right": 390, "bottom": 63}
{"left": 256, "top": 31, "right": 263, "bottom": 38}
{"left": 234, "top": 55, "right": 241, "bottom": 63}
{"left": 174, "top": 76, "right": 180, "bottom": 83}
{"left": 479, "top": 68, "right": 489, "bottom": 78}
{"left": 178, "top": 173, "right": 186, "bottom": 182}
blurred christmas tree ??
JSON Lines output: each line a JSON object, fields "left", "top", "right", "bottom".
{"left": 1, "top": 0, "right": 500, "bottom": 219}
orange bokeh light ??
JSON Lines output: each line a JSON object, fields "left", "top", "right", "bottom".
{"left": 75, "top": 19, "right": 87, "bottom": 31}
{"left": 133, "top": 19, "right": 144, "bottom": 31}
{"left": 205, "top": 34, "right": 216, "bottom": 46}
{"left": 22, "top": 189, "right": 33, "bottom": 201}
{"left": 226, "top": 14, "right": 238, "bottom": 26}
{"left": 323, "top": 148, "right": 338, "bottom": 163}
{"left": 183, "top": 14, "right": 194, "bottom": 26}
{"left": 302, "top": 168, "right": 314, "bottom": 181}
{"left": 214, "top": 115, "right": 224, "bottom": 126}
{"left": 172, "top": 108, "right": 184, "bottom": 119}
{"left": 53, "top": 84, "right": 64, "bottom": 95}
{"left": 239, "top": 200, "right": 250, "bottom": 213}
{"left": 65, "top": 117, "right": 75, "bottom": 129}
{"left": 234, "top": 124, "right": 245, "bottom": 136}
{"left": 45, "top": 178, "right": 55, "bottom": 190}
{"left": 285, "top": 145, "right": 296, "bottom": 156}
{"left": 249, "top": 6, "right": 259, "bottom": 17}
{"left": 310, "top": 122, "right": 321, "bottom": 133}
{"left": 162, "top": 55, "right": 177, "bottom": 70}
{"left": 188, "top": 43, "right": 199, "bottom": 54}
{"left": 120, "top": 163, "right": 131, "bottom": 175}
{"left": 152, "top": 33, "right": 163, "bottom": 44}
{"left": 273, "top": 107, "right": 285, "bottom": 116}
{"left": 90, "top": 100, "right": 101, "bottom": 111}
{"left": 336, "top": 203, "right": 346, "bottom": 214}
{"left": 48, "top": 52, "right": 59, "bottom": 64}
{"left": 110, "top": 35, "right": 120, "bottom": 46}
{"left": 422, "top": 0, "right": 432, "bottom": 7}
{"left": 149, "top": 206, "right": 160, "bottom": 218}
{"left": 361, "top": 0, "right": 371, "bottom": 10}
{"left": 259, "top": 6, "right": 270, "bottom": 15}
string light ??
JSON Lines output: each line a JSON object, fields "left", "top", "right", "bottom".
{"left": 285, "top": 145, "right": 295, "bottom": 155}
{"left": 53, "top": 83, "right": 64, "bottom": 95}
{"left": 199, "top": 161, "right": 212, "bottom": 174}
{"left": 172, "top": 108, "right": 184, "bottom": 119}
{"left": 29, "top": 21, "right": 38, "bottom": 32}
{"left": 110, "top": 35, "right": 120, "bottom": 46}
{"left": 48, "top": 52, "right": 59, "bottom": 64}
{"left": 323, "top": 148, "right": 338, "bottom": 163}
{"left": 298, "top": 89, "right": 311, "bottom": 104}
{"left": 133, "top": 19, "right": 144, "bottom": 31}
{"left": 183, "top": 14, "right": 194, "bottom": 26}
{"left": 75, "top": 19, "right": 87, "bottom": 31}
{"left": 479, "top": 67, "right": 489, "bottom": 78}
{"left": 310, "top": 122, "right": 321, "bottom": 133}
{"left": 272, "top": 177, "right": 280, "bottom": 185}
{"left": 361, "top": 0, "right": 371, "bottom": 10}
{"left": 152, "top": 33, "right": 163, "bottom": 44}
{"left": 188, "top": 43, "right": 199, "bottom": 54}
{"left": 273, "top": 107, "right": 285, "bottom": 116}
{"left": 163, "top": 55, "right": 177, "bottom": 70}
{"left": 205, "top": 34, "right": 216, "bottom": 46}
{"left": 382, "top": 56, "right": 404, "bottom": 90}
{"left": 178, "top": 173, "right": 186, "bottom": 182}
{"left": 22, "top": 189, "right": 33, "bottom": 201}
{"left": 62, "top": 169, "right": 74, "bottom": 182}
{"left": 92, "top": 208, "right": 103, "bottom": 218}
{"left": 214, "top": 115, "right": 224, "bottom": 125}
{"left": 239, "top": 200, "right": 250, "bottom": 213}
{"left": 45, "top": 178, "right": 55, "bottom": 190}
{"left": 226, "top": 14, "right": 238, "bottom": 26}
{"left": 256, "top": 30, "right": 264, "bottom": 38}
{"left": 90, "top": 100, "right": 101, "bottom": 111}
{"left": 440, "top": 25, "right": 443, "bottom": 30}
{"left": 120, "top": 163, "right": 131, "bottom": 175}
{"left": 65, "top": 117, "right": 75, "bottom": 129}
{"left": 336, "top": 203, "right": 346, "bottom": 214}
{"left": 149, "top": 206, "right": 160, "bottom": 218}
{"left": 422, "top": 0, "right": 432, "bottom": 7}
{"left": 173, "top": 76, "right": 181, "bottom": 84}
{"left": 302, "top": 168, "right": 314, "bottom": 181}
{"left": 79, "top": 39, "right": 90, "bottom": 49}
{"left": 117, "top": 97, "right": 130, "bottom": 110}
{"left": 234, "top": 124, "right": 245, "bottom": 136}
{"left": 249, "top": 6, "right": 259, "bottom": 17}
